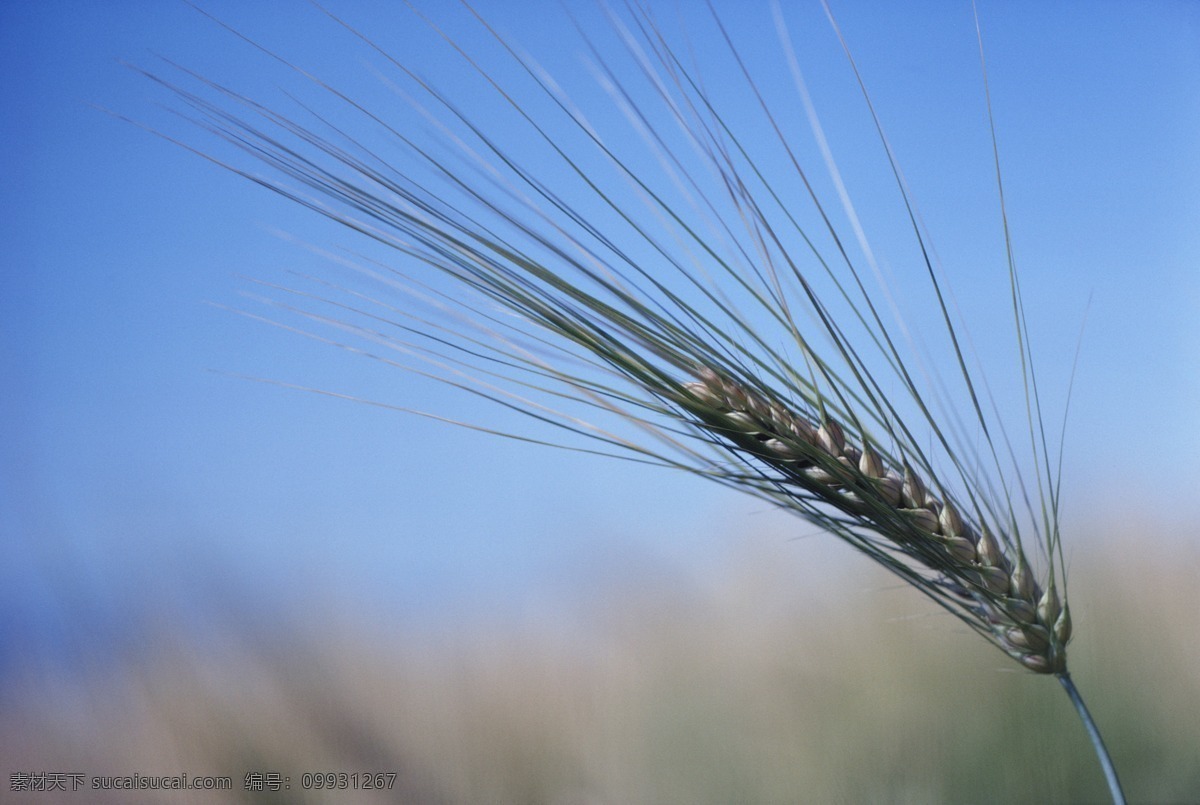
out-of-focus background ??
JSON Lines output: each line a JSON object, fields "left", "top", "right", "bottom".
{"left": 3, "top": 1, "right": 1198, "bottom": 802}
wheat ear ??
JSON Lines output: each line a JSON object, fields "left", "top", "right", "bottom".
{"left": 680, "top": 366, "right": 1069, "bottom": 673}
{"left": 137, "top": 1, "right": 1126, "bottom": 800}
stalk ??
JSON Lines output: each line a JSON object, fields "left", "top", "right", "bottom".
{"left": 1058, "top": 673, "right": 1125, "bottom": 804}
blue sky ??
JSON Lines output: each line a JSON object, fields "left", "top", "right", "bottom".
{"left": 3, "top": 1, "right": 1198, "bottom": 671}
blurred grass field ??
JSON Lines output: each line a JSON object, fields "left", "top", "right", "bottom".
{"left": 4, "top": 521, "right": 1197, "bottom": 804}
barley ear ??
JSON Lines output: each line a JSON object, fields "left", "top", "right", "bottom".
{"left": 678, "top": 368, "right": 1075, "bottom": 675}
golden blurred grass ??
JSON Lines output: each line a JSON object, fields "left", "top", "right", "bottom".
{"left": 3, "top": 527, "right": 1197, "bottom": 804}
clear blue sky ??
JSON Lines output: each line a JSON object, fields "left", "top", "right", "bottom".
{"left": 3, "top": 1, "right": 1197, "bottom": 672}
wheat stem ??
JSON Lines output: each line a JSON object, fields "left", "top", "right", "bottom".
{"left": 1060, "top": 676, "right": 1123, "bottom": 801}
{"left": 1058, "top": 673, "right": 1126, "bottom": 805}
